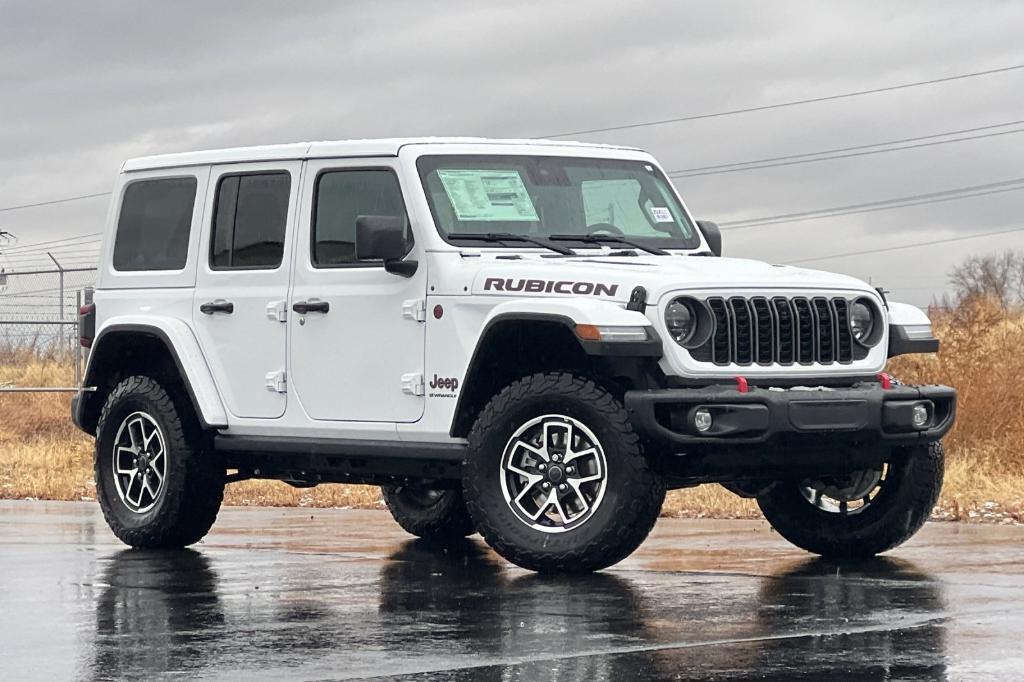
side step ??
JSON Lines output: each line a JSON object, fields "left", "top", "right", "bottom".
{"left": 214, "top": 435, "right": 465, "bottom": 488}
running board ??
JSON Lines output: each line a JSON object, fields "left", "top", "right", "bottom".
{"left": 214, "top": 435, "right": 465, "bottom": 487}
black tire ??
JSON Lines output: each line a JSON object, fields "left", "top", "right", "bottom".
{"left": 463, "top": 372, "right": 664, "bottom": 573}
{"left": 381, "top": 486, "right": 475, "bottom": 540}
{"left": 94, "top": 376, "right": 224, "bottom": 548}
{"left": 756, "top": 442, "right": 944, "bottom": 559}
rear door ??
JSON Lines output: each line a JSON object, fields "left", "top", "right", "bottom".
{"left": 288, "top": 158, "right": 426, "bottom": 422}
{"left": 193, "top": 161, "right": 302, "bottom": 419}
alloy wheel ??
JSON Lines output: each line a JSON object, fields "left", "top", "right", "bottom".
{"left": 111, "top": 411, "right": 168, "bottom": 514}
{"left": 499, "top": 414, "right": 608, "bottom": 533}
{"left": 799, "top": 464, "right": 888, "bottom": 516}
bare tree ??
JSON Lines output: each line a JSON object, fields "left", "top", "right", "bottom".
{"left": 949, "top": 251, "right": 1024, "bottom": 307}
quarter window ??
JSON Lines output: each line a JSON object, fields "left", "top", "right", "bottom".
{"left": 113, "top": 177, "right": 197, "bottom": 271}
{"left": 211, "top": 172, "right": 291, "bottom": 269}
{"left": 313, "top": 169, "right": 411, "bottom": 266}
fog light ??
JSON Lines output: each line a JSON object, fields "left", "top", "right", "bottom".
{"left": 694, "top": 408, "right": 713, "bottom": 433}
{"left": 912, "top": 403, "right": 930, "bottom": 428}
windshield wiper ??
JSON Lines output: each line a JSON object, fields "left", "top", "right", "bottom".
{"left": 447, "top": 232, "right": 576, "bottom": 256}
{"left": 548, "top": 233, "right": 669, "bottom": 256}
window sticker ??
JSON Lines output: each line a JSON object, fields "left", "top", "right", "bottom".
{"left": 437, "top": 170, "right": 539, "bottom": 221}
{"left": 650, "top": 206, "right": 673, "bottom": 223}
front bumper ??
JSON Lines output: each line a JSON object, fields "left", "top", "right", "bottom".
{"left": 625, "top": 382, "right": 956, "bottom": 448}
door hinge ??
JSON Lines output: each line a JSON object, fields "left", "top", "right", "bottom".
{"left": 401, "top": 372, "right": 425, "bottom": 396}
{"left": 265, "top": 370, "right": 287, "bottom": 393}
{"left": 266, "top": 300, "right": 287, "bottom": 322}
{"left": 402, "top": 299, "right": 427, "bottom": 322}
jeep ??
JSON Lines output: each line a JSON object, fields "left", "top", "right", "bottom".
{"left": 72, "top": 138, "right": 955, "bottom": 572}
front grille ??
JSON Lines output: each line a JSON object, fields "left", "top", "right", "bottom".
{"left": 689, "top": 296, "right": 858, "bottom": 366}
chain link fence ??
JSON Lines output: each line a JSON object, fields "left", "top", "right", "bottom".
{"left": 0, "top": 266, "right": 96, "bottom": 390}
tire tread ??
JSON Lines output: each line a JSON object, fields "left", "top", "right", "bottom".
{"left": 95, "top": 376, "right": 223, "bottom": 549}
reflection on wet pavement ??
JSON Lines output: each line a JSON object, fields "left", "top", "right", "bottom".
{"left": 2, "top": 502, "right": 1022, "bottom": 680}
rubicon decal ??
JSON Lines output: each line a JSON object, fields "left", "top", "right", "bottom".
{"left": 484, "top": 278, "right": 618, "bottom": 297}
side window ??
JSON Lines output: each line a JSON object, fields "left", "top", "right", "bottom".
{"left": 113, "top": 177, "right": 197, "bottom": 271}
{"left": 211, "top": 172, "right": 291, "bottom": 269}
{"left": 312, "top": 169, "right": 411, "bottom": 266}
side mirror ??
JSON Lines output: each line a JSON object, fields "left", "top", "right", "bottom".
{"left": 697, "top": 220, "right": 722, "bottom": 257}
{"left": 355, "top": 215, "right": 417, "bottom": 277}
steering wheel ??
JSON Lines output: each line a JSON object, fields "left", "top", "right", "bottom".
{"left": 585, "top": 223, "right": 624, "bottom": 236}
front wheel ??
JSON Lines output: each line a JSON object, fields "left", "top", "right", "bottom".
{"left": 756, "top": 442, "right": 944, "bottom": 558}
{"left": 463, "top": 372, "right": 664, "bottom": 573}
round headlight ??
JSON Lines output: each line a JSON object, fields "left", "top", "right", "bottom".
{"left": 850, "top": 300, "right": 875, "bottom": 343}
{"left": 665, "top": 298, "right": 696, "bottom": 345}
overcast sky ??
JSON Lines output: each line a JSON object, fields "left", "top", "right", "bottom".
{"left": 2, "top": 0, "right": 1022, "bottom": 305}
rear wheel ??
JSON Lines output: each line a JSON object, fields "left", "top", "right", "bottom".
{"left": 463, "top": 372, "right": 664, "bottom": 573}
{"left": 95, "top": 376, "right": 224, "bottom": 548}
{"left": 756, "top": 442, "right": 944, "bottom": 558}
{"left": 382, "top": 486, "right": 475, "bottom": 540}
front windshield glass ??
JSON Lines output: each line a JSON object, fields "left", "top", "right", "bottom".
{"left": 417, "top": 155, "right": 701, "bottom": 250}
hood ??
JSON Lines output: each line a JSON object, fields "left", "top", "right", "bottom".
{"left": 462, "top": 253, "right": 875, "bottom": 303}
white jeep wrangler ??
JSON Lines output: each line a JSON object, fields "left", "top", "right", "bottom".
{"left": 73, "top": 138, "right": 955, "bottom": 572}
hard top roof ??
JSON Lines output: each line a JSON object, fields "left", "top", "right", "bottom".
{"left": 121, "top": 137, "right": 643, "bottom": 172}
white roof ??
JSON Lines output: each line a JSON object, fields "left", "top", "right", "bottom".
{"left": 122, "top": 137, "right": 642, "bottom": 172}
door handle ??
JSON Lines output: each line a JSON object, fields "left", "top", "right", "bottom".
{"left": 292, "top": 300, "right": 330, "bottom": 315}
{"left": 200, "top": 300, "right": 234, "bottom": 315}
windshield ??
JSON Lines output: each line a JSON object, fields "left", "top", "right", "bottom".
{"left": 417, "top": 155, "right": 701, "bottom": 250}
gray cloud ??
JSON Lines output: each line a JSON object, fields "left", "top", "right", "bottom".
{"left": 2, "top": 0, "right": 1022, "bottom": 304}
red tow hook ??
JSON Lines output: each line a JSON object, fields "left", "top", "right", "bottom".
{"left": 877, "top": 373, "right": 893, "bottom": 390}
{"left": 735, "top": 376, "right": 749, "bottom": 393}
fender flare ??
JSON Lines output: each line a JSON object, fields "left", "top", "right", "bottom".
{"left": 476, "top": 298, "right": 661, "bottom": 357}
{"left": 78, "top": 317, "right": 228, "bottom": 431}
{"left": 449, "top": 300, "right": 660, "bottom": 436}
{"left": 887, "top": 302, "right": 940, "bottom": 357}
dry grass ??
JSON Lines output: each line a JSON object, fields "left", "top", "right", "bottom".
{"left": 2, "top": 298, "right": 1023, "bottom": 523}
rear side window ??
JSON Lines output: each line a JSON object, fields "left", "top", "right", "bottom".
{"left": 312, "top": 169, "right": 411, "bottom": 266}
{"left": 113, "top": 177, "right": 197, "bottom": 271}
{"left": 211, "top": 172, "right": 291, "bottom": 269}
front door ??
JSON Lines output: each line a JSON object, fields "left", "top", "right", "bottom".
{"left": 289, "top": 159, "right": 426, "bottom": 422}
{"left": 193, "top": 161, "right": 301, "bottom": 419}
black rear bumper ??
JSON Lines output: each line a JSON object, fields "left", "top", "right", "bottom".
{"left": 624, "top": 382, "right": 956, "bottom": 449}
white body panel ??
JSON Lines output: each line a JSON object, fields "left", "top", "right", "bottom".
{"left": 90, "top": 294, "right": 229, "bottom": 428}
{"left": 192, "top": 160, "right": 303, "bottom": 420}
{"left": 88, "top": 137, "right": 931, "bottom": 446}
{"left": 287, "top": 157, "right": 427, "bottom": 423}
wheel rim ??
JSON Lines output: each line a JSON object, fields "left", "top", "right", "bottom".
{"left": 111, "top": 411, "right": 168, "bottom": 514}
{"left": 799, "top": 464, "right": 888, "bottom": 516}
{"left": 499, "top": 414, "right": 608, "bottom": 534}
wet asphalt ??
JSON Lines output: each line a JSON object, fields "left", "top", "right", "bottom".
{"left": 2, "top": 501, "right": 1023, "bottom": 681}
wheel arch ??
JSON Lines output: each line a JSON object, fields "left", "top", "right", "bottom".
{"left": 449, "top": 304, "right": 662, "bottom": 438}
{"left": 76, "top": 319, "right": 228, "bottom": 435}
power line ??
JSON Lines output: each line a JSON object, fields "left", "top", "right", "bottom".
{"left": 540, "top": 63, "right": 1024, "bottom": 138}
{"left": 6, "top": 64, "right": 1023, "bottom": 217}
{"left": 720, "top": 177, "right": 1024, "bottom": 230}
{"left": 783, "top": 225, "right": 1024, "bottom": 264}
{"left": 668, "top": 118, "right": 1024, "bottom": 174}
{"left": 719, "top": 185, "right": 1024, "bottom": 231}
{"left": 667, "top": 123, "right": 1024, "bottom": 178}
{"left": 0, "top": 232, "right": 102, "bottom": 252}
{"left": 1, "top": 245, "right": 101, "bottom": 260}
{"left": 0, "top": 246, "right": 102, "bottom": 262}
{"left": 0, "top": 193, "right": 109, "bottom": 213}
